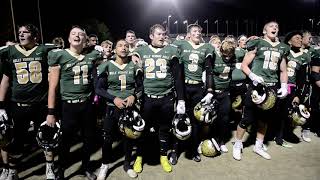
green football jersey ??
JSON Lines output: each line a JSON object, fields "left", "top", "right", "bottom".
{"left": 247, "top": 38, "right": 290, "bottom": 83}
{"left": 304, "top": 46, "right": 320, "bottom": 66}
{"left": 231, "top": 47, "right": 247, "bottom": 81}
{"left": 173, "top": 40, "right": 213, "bottom": 82}
{"left": 0, "top": 44, "right": 55, "bottom": 103}
{"left": 48, "top": 49, "right": 102, "bottom": 101}
{"left": 287, "top": 50, "right": 310, "bottom": 84}
{"left": 133, "top": 45, "right": 178, "bottom": 96}
{"left": 98, "top": 60, "right": 140, "bottom": 106}
{"left": 213, "top": 51, "right": 235, "bottom": 90}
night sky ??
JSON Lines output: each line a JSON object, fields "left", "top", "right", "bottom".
{"left": 0, "top": 0, "right": 319, "bottom": 44}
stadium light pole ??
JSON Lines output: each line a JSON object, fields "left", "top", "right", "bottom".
{"left": 167, "top": 15, "right": 172, "bottom": 35}
{"left": 204, "top": 19, "right": 209, "bottom": 37}
{"left": 226, "top": 20, "right": 229, "bottom": 35}
{"left": 174, "top": 20, "right": 178, "bottom": 34}
{"left": 244, "top": 19, "right": 249, "bottom": 35}
{"left": 214, "top": 19, "right": 219, "bottom": 34}
{"left": 236, "top": 19, "right": 239, "bottom": 37}
{"left": 309, "top": 18, "right": 314, "bottom": 32}
{"left": 10, "top": 0, "right": 17, "bottom": 41}
{"left": 37, "top": 0, "right": 44, "bottom": 44}
{"left": 183, "top": 20, "right": 188, "bottom": 33}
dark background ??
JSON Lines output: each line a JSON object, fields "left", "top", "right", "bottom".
{"left": 0, "top": 0, "right": 319, "bottom": 44}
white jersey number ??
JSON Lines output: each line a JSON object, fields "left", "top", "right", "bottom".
{"left": 145, "top": 58, "right": 167, "bottom": 79}
{"left": 263, "top": 51, "right": 280, "bottom": 70}
{"left": 72, "top": 65, "right": 89, "bottom": 85}
{"left": 188, "top": 53, "right": 199, "bottom": 72}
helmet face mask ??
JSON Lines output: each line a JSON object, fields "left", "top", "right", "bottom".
{"left": 232, "top": 95, "right": 242, "bottom": 110}
{"left": 251, "top": 85, "right": 276, "bottom": 110}
{"left": 194, "top": 99, "right": 218, "bottom": 124}
{"left": 119, "top": 109, "right": 145, "bottom": 139}
{"left": 0, "top": 120, "right": 14, "bottom": 148}
{"left": 289, "top": 103, "right": 310, "bottom": 126}
{"left": 172, "top": 114, "right": 192, "bottom": 141}
{"left": 36, "top": 121, "right": 61, "bottom": 150}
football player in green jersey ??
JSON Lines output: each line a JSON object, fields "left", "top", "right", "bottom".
{"left": 230, "top": 35, "right": 248, "bottom": 133}
{"left": 172, "top": 24, "right": 214, "bottom": 163}
{"left": 101, "top": 40, "right": 113, "bottom": 61}
{"left": 310, "top": 46, "right": 320, "bottom": 137}
{"left": 301, "top": 31, "right": 320, "bottom": 141}
{"left": 274, "top": 31, "right": 310, "bottom": 147}
{"left": 0, "top": 23, "right": 58, "bottom": 180}
{"left": 301, "top": 31, "right": 320, "bottom": 142}
{"left": 131, "top": 24, "right": 184, "bottom": 173}
{"left": 233, "top": 21, "right": 289, "bottom": 161}
{"left": 209, "top": 35, "right": 222, "bottom": 52}
{"left": 95, "top": 39, "right": 143, "bottom": 179}
{"left": 211, "top": 40, "right": 236, "bottom": 153}
{"left": 46, "top": 25, "right": 102, "bottom": 180}
{"left": 125, "top": 30, "right": 137, "bottom": 54}
{"left": 88, "top": 34, "right": 99, "bottom": 46}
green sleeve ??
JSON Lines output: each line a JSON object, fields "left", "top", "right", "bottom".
{"left": 169, "top": 44, "right": 179, "bottom": 59}
{"left": 172, "top": 40, "right": 183, "bottom": 47}
{"left": 205, "top": 43, "right": 214, "bottom": 58}
{"left": 132, "top": 46, "right": 143, "bottom": 59}
{"left": 97, "top": 61, "right": 109, "bottom": 76}
{"left": 246, "top": 38, "right": 259, "bottom": 51}
{"left": 48, "top": 49, "right": 63, "bottom": 66}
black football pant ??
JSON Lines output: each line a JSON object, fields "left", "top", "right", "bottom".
{"left": 303, "top": 85, "right": 320, "bottom": 133}
{"left": 239, "top": 85, "right": 278, "bottom": 130}
{"left": 184, "top": 84, "right": 204, "bottom": 156}
{"left": 101, "top": 105, "right": 134, "bottom": 169}
{"left": 274, "top": 90, "right": 295, "bottom": 143}
{"left": 137, "top": 94, "right": 175, "bottom": 156}
{"left": 230, "top": 81, "right": 247, "bottom": 105}
{"left": 4, "top": 102, "right": 46, "bottom": 154}
{"left": 58, "top": 100, "right": 96, "bottom": 170}
{"left": 212, "top": 91, "right": 231, "bottom": 145}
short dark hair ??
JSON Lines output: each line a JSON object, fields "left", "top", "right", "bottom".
{"left": 18, "top": 23, "right": 40, "bottom": 40}
{"left": 89, "top": 34, "right": 98, "bottom": 38}
{"left": 284, "top": 30, "right": 302, "bottom": 45}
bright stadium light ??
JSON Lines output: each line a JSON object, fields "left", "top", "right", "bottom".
{"left": 168, "top": 15, "right": 172, "bottom": 35}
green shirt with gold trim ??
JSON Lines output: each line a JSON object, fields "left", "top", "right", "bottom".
{"left": 304, "top": 46, "right": 320, "bottom": 66}
{"left": 173, "top": 40, "right": 213, "bottom": 82}
{"left": 0, "top": 44, "right": 56, "bottom": 103}
{"left": 287, "top": 50, "right": 310, "bottom": 84}
{"left": 97, "top": 60, "right": 140, "bottom": 106}
{"left": 133, "top": 44, "right": 178, "bottom": 96}
{"left": 231, "top": 47, "right": 247, "bottom": 81}
{"left": 213, "top": 51, "right": 235, "bottom": 90}
{"left": 48, "top": 49, "right": 102, "bottom": 101}
{"left": 247, "top": 38, "right": 290, "bottom": 84}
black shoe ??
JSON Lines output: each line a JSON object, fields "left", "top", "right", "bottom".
{"left": 168, "top": 151, "right": 178, "bottom": 165}
{"left": 55, "top": 168, "right": 65, "bottom": 180}
{"left": 285, "top": 132, "right": 300, "bottom": 143}
{"left": 274, "top": 138, "right": 283, "bottom": 146}
{"left": 192, "top": 154, "right": 201, "bottom": 162}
